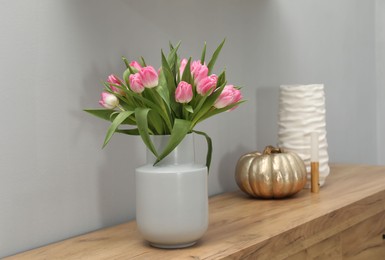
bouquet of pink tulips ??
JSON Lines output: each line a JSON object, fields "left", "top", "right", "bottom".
{"left": 85, "top": 40, "right": 244, "bottom": 169}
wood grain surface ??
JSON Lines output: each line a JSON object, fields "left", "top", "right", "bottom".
{"left": 5, "top": 164, "right": 385, "bottom": 259}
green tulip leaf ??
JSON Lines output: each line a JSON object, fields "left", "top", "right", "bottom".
{"left": 181, "top": 58, "right": 192, "bottom": 84}
{"left": 115, "top": 128, "right": 140, "bottom": 135}
{"left": 192, "top": 129, "right": 212, "bottom": 172}
{"left": 123, "top": 68, "right": 131, "bottom": 86}
{"left": 161, "top": 50, "right": 176, "bottom": 91}
{"left": 156, "top": 84, "right": 170, "bottom": 110}
{"left": 217, "top": 70, "right": 226, "bottom": 87}
{"left": 154, "top": 119, "right": 192, "bottom": 165}
{"left": 135, "top": 108, "right": 158, "bottom": 157}
{"left": 200, "top": 42, "right": 207, "bottom": 64}
{"left": 191, "top": 82, "right": 226, "bottom": 126}
{"left": 122, "top": 56, "right": 130, "bottom": 69}
{"left": 102, "top": 110, "right": 135, "bottom": 148}
{"left": 84, "top": 109, "right": 116, "bottom": 122}
{"left": 167, "top": 41, "right": 181, "bottom": 68}
{"left": 161, "top": 50, "right": 180, "bottom": 118}
{"left": 140, "top": 56, "right": 147, "bottom": 67}
{"left": 197, "top": 100, "right": 246, "bottom": 124}
{"left": 207, "top": 38, "right": 225, "bottom": 74}
{"left": 185, "top": 105, "right": 194, "bottom": 114}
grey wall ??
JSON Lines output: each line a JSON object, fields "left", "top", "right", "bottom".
{"left": 0, "top": 0, "right": 383, "bottom": 257}
{"left": 252, "top": 0, "right": 379, "bottom": 164}
{"left": 376, "top": 0, "right": 385, "bottom": 163}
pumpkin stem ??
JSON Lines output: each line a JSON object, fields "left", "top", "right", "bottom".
{"left": 263, "top": 145, "right": 282, "bottom": 155}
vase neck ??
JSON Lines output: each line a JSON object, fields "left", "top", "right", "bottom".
{"left": 146, "top": 134, "right": 195, "bottom": 166}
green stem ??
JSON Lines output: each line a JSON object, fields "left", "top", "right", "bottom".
{"left": 117, "top": 105, "right": 125, "bottom": 111}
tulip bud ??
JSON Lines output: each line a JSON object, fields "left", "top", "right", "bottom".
{"left": 129, "top": 61, "right": 142, "bottom": 72}
{"left": 99, "top": 92, "right": 119, "bottom": 109}
{"left": 179, "top": 58, "right": 188, "bottom": 76}
{"left": 191, "top": 60, "right": 208, "bottom": 85}
{"left": 107, "top": 74, "right": 125, "bottom": 95}
{"left": 196, "top": 74, "right": 218, "bottom": 96}
{"left": 129, "top": 73, "right": 145, "bottom": 93}
{"left": 175, "top": 81, "right": 193, "bottom": 103}
{"left": 139, "top": 66, "right": 158, "bottom": 88}
{"left": 214, "top": 85, "right": 242, "bottom": 109}
{"left": 229, "top": 86, "right": 242, "bottom": 111}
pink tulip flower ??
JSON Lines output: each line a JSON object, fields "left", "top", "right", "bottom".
{"left": 175, "top": 81, "right": 193, "bottom": 103}
{"left": 179, "top": 58, "right": 188, "bottom": 76}
{"left": 196, "top": 74, "right": 218, "bottom": 96}
{"left": 129, "top": 61, "right": 142, "bottom": 71}
{"left": 139, "top": 66, "right": 158, "bottom": 88}
{"left": 228, "top": 87, "right": 243, "bottom": 111}
{"left": 129, "top": 73, "right": 145, "bottom": 93}
{"left": 191, "top": 61, "right": 208, "bottom": 84}
{"left": 214, "top": 85, "right": 242, "bottom": 109}
{"left": 99, "top": 92, "right": 119, "bottom": 109}
{"left": 107, "top": 74, "right": 125, "bottom": 95}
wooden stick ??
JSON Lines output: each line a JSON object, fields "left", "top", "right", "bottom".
{"left": 311, "top": 162, "right": 320, "bottom": 193}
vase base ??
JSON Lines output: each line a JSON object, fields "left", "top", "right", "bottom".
{"left": 149, "top": 241, "right": 196, "bottom": 249}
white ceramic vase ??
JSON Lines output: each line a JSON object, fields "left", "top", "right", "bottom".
{"left": 135, "top": 134, "right": 208, "bottom": 248}
{"left": 278, "top": 84, "right": 330, "bottom": 187}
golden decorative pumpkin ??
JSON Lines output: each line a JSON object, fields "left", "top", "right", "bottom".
{"left": 235, "top": 146, "right": 307, "bottom": 198}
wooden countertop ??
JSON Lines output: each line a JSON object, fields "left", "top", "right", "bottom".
{"left": 6, "top": 164, "right": 385, "bottom": 259}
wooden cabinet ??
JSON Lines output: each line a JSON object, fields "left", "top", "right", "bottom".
{"left": 5, "top": 164, "right": 385, "bottom": 259}
{"left": 341, "top": 211, "right": 385, "bottom": 259}
{"left": 289, "top": 211, "right": 385, "bottom": 259}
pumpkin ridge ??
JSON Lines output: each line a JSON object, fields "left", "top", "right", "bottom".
{"left": 250, "top": 156, "right": 262, "bottom": 197}
{"left": 236, "top": 155, "right": 254, "bottom": 195}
